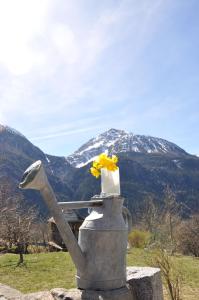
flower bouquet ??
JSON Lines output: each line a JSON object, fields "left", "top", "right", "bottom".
{"left": 90, "top": 153, "right": 120, "bottom": 196}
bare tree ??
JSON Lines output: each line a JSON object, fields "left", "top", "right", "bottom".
{"left": 151, "top": 248, "right": 183, "bottom": 300}
{"left": 30, "top": 221, "right": 50, "bottom": 253}
{"left": 161, "top": 186, "right": 182, "bottom": 253}
{"left": 141, "top": 195, "right": 161, "bottom": 241}
{"left": 140, "top": 188, "right": 183, "bottom": 253}
{"left": 0, "top": 183, "right": 37, "bottom": 265}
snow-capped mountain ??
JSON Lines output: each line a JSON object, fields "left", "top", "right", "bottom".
{"left": 66, "top": 128, "right": 188, "bottom": 167}
{"left": 0, "top": 124, "right": 198, "bottom": 215}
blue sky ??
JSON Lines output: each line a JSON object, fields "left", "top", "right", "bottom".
{"left": 0, "top": 0, "right": 198, "bottom": 156}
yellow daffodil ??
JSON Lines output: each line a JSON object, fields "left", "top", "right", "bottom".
{"left": 93, "top": 161, "right": 102, "bottom": 170}
{"left": 90, "top": 153, "right": 118, "bottom": 178}
{"left": 90, "top": 167, "right": 100, "bottom": 178}
{"left": 112, "top": 155, "right": 118, "bottom": 163}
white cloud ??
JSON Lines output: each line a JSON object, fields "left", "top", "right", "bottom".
{"left": 0, "top": 0, "right": 179, "bottom": 154}
{"left": 51, "top": 24, "right": 79, "bottom": 64}
{"left": 0, "top": 0, "right": 50, "bottom": 75}
{"left": 30, "top": 125, "right": 100, "bottom": 141}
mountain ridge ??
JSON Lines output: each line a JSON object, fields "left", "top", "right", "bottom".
{"left": 0, "top": 124, "right": 198, "bottom": 216}
{"left": 0, "top": 124, "right": 74, "bottom": 215}
{"left": 66, "top": 128, "right": 188, "bottom": 167}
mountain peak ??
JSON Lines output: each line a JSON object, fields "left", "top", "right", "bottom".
{"left": 0, "top": 124, "right": 25, "bottom": 138}
{"left": 104, "top": 128, "right": 127, "bottom": 135}
{"left": 66, "top": 128, "right": 188, "bottom": 167}
{"left": 96, "top": 128, "right": 127, "bottom": 141}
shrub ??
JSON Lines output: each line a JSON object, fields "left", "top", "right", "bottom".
{"left": 128, "top": 229, "right": 151, "bottom": 248}
{"left": 177, "top": 214, "right": 199, "bottom": 257}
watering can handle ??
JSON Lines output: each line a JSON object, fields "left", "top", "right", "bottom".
{"left": 122, "top": 206, "right": 132, "bottom": 233}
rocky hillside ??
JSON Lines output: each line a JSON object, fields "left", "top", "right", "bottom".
{"left": 0, "top": 125, "right": 198, "bottom": 216}
{"left": 0, "top": 125, "right": 74, "bottom": 214}
{"left": 68, "top": 151, "right": 199, "bottom": 216}
{"left": 66, "top": 129, "right": 199, "bottom": 215}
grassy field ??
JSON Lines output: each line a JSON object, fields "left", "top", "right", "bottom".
{"left": 0, "top": 249, "right": 198, "bottom": 299}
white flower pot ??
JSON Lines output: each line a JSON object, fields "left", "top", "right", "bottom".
{"left": 101, "top": 168, "right": 120, "bottom": 196}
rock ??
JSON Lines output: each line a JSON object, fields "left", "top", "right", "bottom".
{"left": 0, "top": 284, "right": 53, "bottom": 300}
{"left": 127, "top": 267, "right": 164, "bottom": 300}
{"left": 22, "top": 291, "right": 54, "bottom": 300}
{"left": 51, "top": 286, "right": 133, "bottom": 300}
{"left": 0, "top": 283, "right": 23, "bottom": 300}
{"left": 51, "top": 288, "right": 81, "bottom": 300}
{"left": 51, "top": 267, "right": 164, "bottom": 300}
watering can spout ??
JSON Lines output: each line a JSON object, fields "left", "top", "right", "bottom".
{"left": 19, "top": 160, "right": 86, "bottom": 273}
{"left": 19, "top": 160, "right": 48, "bottom": 190}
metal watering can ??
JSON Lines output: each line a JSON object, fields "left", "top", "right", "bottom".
{"left": 19, "top": 160, "right": 132, "bottom": 290}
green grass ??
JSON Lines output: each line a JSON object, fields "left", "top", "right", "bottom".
{"left": 127, "top": 248, "right": 199, "bottom": 300}
{"left": 0, "top": 249, "right": 199, "bottom": 299}
{"left": 0, "top": 252, "right": 76, "bottom": 293}
{"left": 127, "top": 248, "right": 199, "bottom": 288}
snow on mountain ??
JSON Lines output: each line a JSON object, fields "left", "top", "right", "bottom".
{"left": 66, "top": 128, "right": 188, "bottom": 168}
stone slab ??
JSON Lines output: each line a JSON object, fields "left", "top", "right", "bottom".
{"left": 0, "top": 283, "right": 23, "bottom": 300}
{"left": 0, "top": 285, "right": 53, "bottom": 300}
{"left": 51, "top": 286, "right": 133, "bottom": 300}
{"left": 22, "top": 291, "right": 54, "bottom": 300}
{"left": 127, "top": 267, "right": 164, "bottom": 300}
